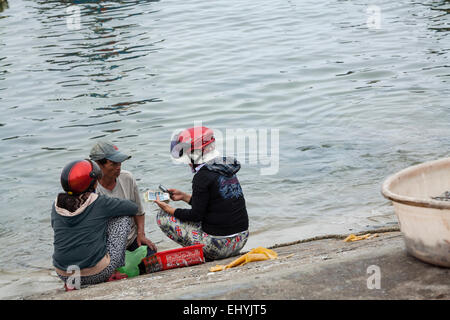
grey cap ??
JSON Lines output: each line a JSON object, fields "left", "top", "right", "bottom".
{"left": 89, "top": 141, "right": 131, "bottom": 163}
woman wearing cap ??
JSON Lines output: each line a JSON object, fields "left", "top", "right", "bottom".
{"left": 154, "top": 126, "right": 249, "bottom": 261}
{"left": 52, "top": 159, "right": 138, "bottom": 289}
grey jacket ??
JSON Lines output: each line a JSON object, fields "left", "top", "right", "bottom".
{"left": 51, "top": 193, "right": 137, "bottom": 271}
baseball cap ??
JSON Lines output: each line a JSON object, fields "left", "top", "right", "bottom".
{"left": 89, "top": 141, "right": 131, "bottom": 163}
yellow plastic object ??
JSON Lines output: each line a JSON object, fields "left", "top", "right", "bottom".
{"left": 344, "top": 233, "right": 378, "bottom": 242}
{"left": 209, "top": 247, "right": 278, "bottom": 272}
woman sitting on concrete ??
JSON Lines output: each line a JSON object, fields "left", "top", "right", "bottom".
{"left": 155, "top": 126, "right": 249, "bottom": 261}
{"left": 52, "top": 159, "right": 138, "bottom": 289}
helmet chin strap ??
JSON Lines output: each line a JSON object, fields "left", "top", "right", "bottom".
{"left": 190, "top": 150, "right": 203, "bottom": 165}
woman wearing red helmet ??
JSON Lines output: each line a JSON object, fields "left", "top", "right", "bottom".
{"left": 52, "top": 159, "right": 139, "bottom": 289}
{"left": 155, "top": 126, "right": 249, "bottom": 261}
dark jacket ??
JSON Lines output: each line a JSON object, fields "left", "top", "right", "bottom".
{"left": 51, "top": 194, "right": 138, "bottom": 271}
{"left": 174, "top": 157, "right": 249, "bottom": 236}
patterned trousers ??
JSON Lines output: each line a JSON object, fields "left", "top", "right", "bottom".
{"left": 156, "top": 209, "right": 249, "bottom": 261}
{"left": 57, "top": 215, "right": 131, "bottom": 288}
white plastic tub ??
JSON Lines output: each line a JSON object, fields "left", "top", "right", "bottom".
{"left": 382, "top": 157, "right": 450, "bottom": 267}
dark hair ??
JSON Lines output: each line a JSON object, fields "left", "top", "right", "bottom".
{"left": 96, "top": 158, "right": 108, "bottom": 165}
{"left": 57, "top": 192, "right": 91, "bottom": 213}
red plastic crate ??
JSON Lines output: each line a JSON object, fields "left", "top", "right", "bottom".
{"left": 142, "top": 244, "right": 205, "bottom": 274}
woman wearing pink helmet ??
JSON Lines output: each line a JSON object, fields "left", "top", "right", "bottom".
{"left": 155, "top": 126, "right": 249, "bottom": 261}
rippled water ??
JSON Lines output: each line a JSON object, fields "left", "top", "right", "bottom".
{"left": 0, "top": 0, "right": 449, "bottom": 298}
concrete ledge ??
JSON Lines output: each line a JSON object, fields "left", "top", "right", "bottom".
{"left": 28, "top": 230, "right": 450, "bottom": 300}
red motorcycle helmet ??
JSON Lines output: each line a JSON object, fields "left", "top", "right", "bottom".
{"left": 60, "top": 159, "right": 102, "bottom": 195}
{"left": 170, "top": 126, "right": 218, "bottom": 164}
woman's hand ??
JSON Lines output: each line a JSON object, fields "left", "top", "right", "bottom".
{"left": 168, "top": 188, "right": 191, "bottom": 203}
{"left": 155, "top": 195, "right": 176, "bottom": 215}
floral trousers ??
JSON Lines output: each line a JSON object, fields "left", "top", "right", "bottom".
{"left": 156, "top": 209, "right": 249, "bottom": 261}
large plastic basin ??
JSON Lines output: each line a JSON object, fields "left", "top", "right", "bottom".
{"left": 381, "top": 157, "right": 450, "bottom": 267}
